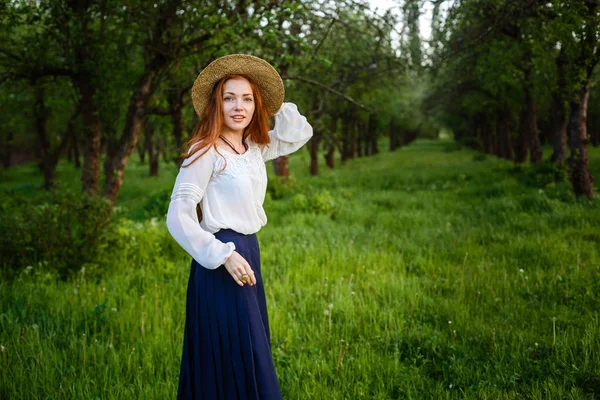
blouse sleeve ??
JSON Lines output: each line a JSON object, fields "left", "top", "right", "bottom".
{"left": 166, "top": 145, "right": 236, "bottom": 270}
{"left": 261, "top": 102, "right": 314, "bottom": 162}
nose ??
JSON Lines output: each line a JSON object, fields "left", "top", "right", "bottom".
{"left": 234, "top": 99, "right": 243, "bottom": 110}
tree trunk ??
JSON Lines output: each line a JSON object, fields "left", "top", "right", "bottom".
{"left": 369, "top": 113, "right": 379, "bottom": 155}
{"left": 567, "top": 81, "right": 594, "bottom": 198}
{"left": 551, "top": 51, "right": 568, "bottom": 164}
{"left": 35, "top": 85, "right": 55, "bottom": 190}
{"left": 144, "top": 117, "right": 160, "bottom": 177}
{"left": 78, "top": 72, "right": 102, "bottom": 195}
{"left": 35, "top": 85, "right": 71, "bottom": 190}
{"left": 137, "top": 141, "right": 146, "bottom": 164}
{"left": 1, "top": 130, "right": 14, "bottom": 168}
{"left": 73, "top": 130, "right": 81, "bottom": 168}
{"left": 102, "top": 64, "right": 163, "bottom": 204}
{"left": 341, "top": 111, "right": 355, "bottom": 162}
{"left": 325, "top": 143, "right": 334, "bottom": 168}
{"left": 309, "top": 136, "right": 320, "bottom": 176}
{"left": 526, "top": 90, "right": 542, "bottom": 163}
{"left": 515, "top": 108, "right": 529, "bottom": 163}
{"left": 272, "top": 156, "right": 289, "bottom": 178}
{"left": 389, "top": 120, "right": 399, "bottom": 151}
{"left": 169, "top": 89, "right": 185, "bottom": 163}
{"left": 357, "top": 118, "right": 364, "bottom": 157}
{"left": 496, "top": 107, "right": 514, "bottom": 160}
{"left": 71, "top": 0, "right": 102, "bottom": 195}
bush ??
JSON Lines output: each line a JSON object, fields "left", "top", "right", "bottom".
{"left": 310, "top": 189, "right": 337, "bottom": 215}
{"left": 0, "top": 189, "right": 114, "bottom": 280}
{"left": 518, "top": 160, "right": 575, "bottom": 203}
{"left": 290, "top": 189, "right": 337, "bottom": 216}
{"left": 519, "top": 160, "right": 570, "bottom": 189}
{"left": 267, "top": 175, "right": 297, "bottom": 199}
{"left": 141, "top": 189, "right": 172, "bottom": 219}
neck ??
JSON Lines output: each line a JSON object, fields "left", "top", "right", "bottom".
{"left": 219, "top": 129, "right": 244, "bottom": 146}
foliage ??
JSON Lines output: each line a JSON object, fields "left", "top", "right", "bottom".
{"left": 0, "top": 189, "right": 114, "bottom": 280}
{"left": 267, "top": 175, "right": 298, "bottom": 200}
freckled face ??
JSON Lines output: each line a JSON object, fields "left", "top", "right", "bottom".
{"left": 221, "top": 77, "right": 255, "bottom": 135}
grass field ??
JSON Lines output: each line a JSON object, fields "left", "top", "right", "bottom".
{"left": 1, "top": 138, "right": 599, "bottom": 399}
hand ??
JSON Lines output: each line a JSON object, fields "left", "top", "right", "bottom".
{"left": 223, "top": 250, "right": 256, "bottom": 287}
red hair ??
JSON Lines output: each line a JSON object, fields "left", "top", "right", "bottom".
{"left": 179, "top": 74, "right": 271, "bottom": 169}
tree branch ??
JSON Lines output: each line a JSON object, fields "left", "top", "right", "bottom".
{"left": 282, "top": 75, "right": 371, "bottom": 111}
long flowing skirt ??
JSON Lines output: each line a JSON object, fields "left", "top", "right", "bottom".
{"left": 177, "top": 228, "right": 283, "bottom": 400}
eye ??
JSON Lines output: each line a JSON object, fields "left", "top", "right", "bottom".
{"left": 244, "top": 97, "right": 253, "bottom": 102}
{"left": 224, "top": 96, "right": 233, "bottom": 101}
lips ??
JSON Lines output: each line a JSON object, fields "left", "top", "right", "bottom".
{"left": 231, "top": 115, "right": 245, "bottom": 122}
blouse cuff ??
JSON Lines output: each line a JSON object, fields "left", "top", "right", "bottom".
{"left": 220, "top": 242, "right": 236, "bottom": 266}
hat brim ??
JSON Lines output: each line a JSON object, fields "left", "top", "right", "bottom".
{"left": 191, "top": 54, "right": 285, "bottom": 118}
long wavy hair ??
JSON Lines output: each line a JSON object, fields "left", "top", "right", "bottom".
{"left": 179, "top": 74, "right": 271, "bottom": 169}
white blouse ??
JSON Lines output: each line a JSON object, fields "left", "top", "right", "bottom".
{"left": 166, "top": 102, "right": 313, "bottom": 270}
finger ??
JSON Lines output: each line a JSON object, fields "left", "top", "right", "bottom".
{"left": 231, "top": 271, "right": 244, "bottom": 286}
{"left": 247, "top": 263, "right": 256, "bottom": 285}
{"left": 240, "top": 271, "right": 252, "bottom": 285}
{"left": 248, "top": 270, "right": 256, "bottom": 285}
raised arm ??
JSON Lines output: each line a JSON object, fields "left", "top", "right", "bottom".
{"left": 166, "top": 145, "right": 235, "bottom": 269}
{"left": 261, "top": 102, "right": 313, "bottom": 162}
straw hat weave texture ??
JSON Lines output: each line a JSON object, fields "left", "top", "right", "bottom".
{"left": 191, "top": 54, "right": 285, "bottom": 118}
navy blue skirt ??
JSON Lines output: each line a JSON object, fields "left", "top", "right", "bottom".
{"left": 177, "top": 228, "right": 283, "bottom": 400}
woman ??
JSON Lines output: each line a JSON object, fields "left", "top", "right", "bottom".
{"left": 166, "top": 54, "right": 313, "bottom": 399}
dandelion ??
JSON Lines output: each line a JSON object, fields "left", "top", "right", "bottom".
{"left": 519, "top": 269, "right": 524, "bottom": 273}
{"left": 448, "top": 320, "right": 452, "bottom": 325}
{"left": 102, "top": 287, "right": 106, "bottom": 292}
{"left": 449, "top": 383, "right": 453, "bottom": 389}
{"left": 328, "top": 303, "right": 334, "bottom": 309}
{"left": 31, "top": 324, "right": 38, "bottom": 330}
{"left": 324, "top": 310, "right": 330, "bottom": 316}
{"left": 351, "top": 291, "right": 356, "bottom": 295}
{"left": 111, "top": 308, "right": 117, "bottom": 312}
{"left": 1, "top": 345, "right": 5, "bottom": 352}
{"left": 535, "top": 342, "right": 538, "bottom": 347}
{"left": 73, "top": 289, "right": 78, "bottom": 294}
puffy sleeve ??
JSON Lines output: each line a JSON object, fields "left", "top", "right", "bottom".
{"left": 166, "top": 145, "right": 236, "bottom": 270}
{"left": 261, "top": 102, "right": 313, "bottom": 162}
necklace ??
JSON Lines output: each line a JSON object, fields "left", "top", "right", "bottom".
{"left": 219, "top": 135, "right": 248, "bottom": 155}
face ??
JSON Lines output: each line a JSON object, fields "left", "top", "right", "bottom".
{"left": 221, "top": 77, "right": 255, "bottom": 135}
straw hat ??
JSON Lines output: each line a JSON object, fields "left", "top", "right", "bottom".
{"left": 191, "top": 54, "right": 285, "bottom": 118}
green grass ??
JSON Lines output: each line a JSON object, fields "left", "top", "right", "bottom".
{"left": 1, "top": 139, "right": 599, "bottom": 399}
